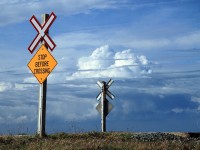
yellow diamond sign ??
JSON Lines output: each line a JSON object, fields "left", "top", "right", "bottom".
{"left": 27, "top": 44, "right": 57, "bottom": 84}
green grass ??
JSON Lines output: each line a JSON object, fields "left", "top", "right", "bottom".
{"left": 0, "top": 132, "right": 199, "bottom": 150}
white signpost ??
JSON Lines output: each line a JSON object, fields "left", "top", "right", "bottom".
{"left": 96, "top": 79, "right": 115, "bottom": 132}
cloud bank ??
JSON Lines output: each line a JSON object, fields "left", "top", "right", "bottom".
{"left": 67, "top": 45, "right": 152, "bottom": 80}
{"left": 0, "top": 82, "right": 12, "bottom": 92}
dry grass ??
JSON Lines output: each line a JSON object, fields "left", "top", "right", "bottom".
{"left": 0, "top": 132, "right": 199, "bottom": 150}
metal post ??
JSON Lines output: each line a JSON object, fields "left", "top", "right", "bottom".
{"left": 101, "top": 81, "right": 106, "bottom": 132}
{"left": 37, "top": 14, "right": 49, "bottom": 137}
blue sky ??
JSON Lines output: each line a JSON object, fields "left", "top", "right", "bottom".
{"left": 0, "top": 0, "right": 200, "bottom": 134}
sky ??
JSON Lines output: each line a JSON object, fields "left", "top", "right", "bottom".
{"left": 0, "top": 0, "right": 200, "bottom": 134}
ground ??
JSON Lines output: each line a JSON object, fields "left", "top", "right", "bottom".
{"left": 0, "top": 132, "right": 200, "bottom": 150}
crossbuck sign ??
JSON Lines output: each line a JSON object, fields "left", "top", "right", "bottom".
{"left": 96, "top": 79, "right": 115, "bottom": 101}
{"left": 28, "top": 12, "right": 56, "bottom": 54}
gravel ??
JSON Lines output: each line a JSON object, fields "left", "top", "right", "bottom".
{"left": 130, "top": 132, "right": 199, "bottom": 142}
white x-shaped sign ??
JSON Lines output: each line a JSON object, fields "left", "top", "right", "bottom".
{"left": 28, "top": 12, "right": 56, "bottom": 54}
{"left": 96, "top": 79, "right": 115, "bottom": 100}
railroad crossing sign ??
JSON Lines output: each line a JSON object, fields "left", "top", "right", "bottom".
{"left": 96, "top": 79, "right": 115, "bottom": 101}
{"left": 27, "top": 44, "right": 57, "bottom": 84}
{"left": 96, "top": 79, "right": 115, "bottom": 132}
{"left": 28, "top": 12, "right": 56, "bottom": 54}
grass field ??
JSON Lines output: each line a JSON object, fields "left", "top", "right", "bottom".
{"left": 0, "top": 132, "right": 200, "bottom": 150}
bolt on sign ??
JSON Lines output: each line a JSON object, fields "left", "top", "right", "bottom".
{"left": 27, "top": 44, "right": 57, "bottom": 84}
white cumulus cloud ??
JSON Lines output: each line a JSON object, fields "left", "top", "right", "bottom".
{"left": 78, "top": 45, "right": 114, "bottom": 70}
{"left": 67, "top": 45, "right": 152, "bottom": 80}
